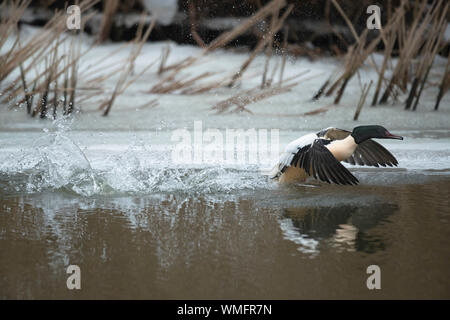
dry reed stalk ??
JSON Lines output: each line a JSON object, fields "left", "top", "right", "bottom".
{"left": 312, "top": 78, "right": 331, "bottom": 100}
{"left": 1, "top": 0, "right": 99, "bottom": 118}
{"left": 266, "top": 58, "right": 280, "bottom": 88}
{"left": 312, "top": 70, "right": 339, "bottom": 100}
{"left": 98, "top": 0, "right": 119, "bottom": 43}
{"left": 52, "top": 38, "right": 60, "bottom": 119}
{"left": 213, "top": 82, "right": 296, "bottom": 114}
{"left": 150, "top": 56, "right": 198, "bottom": 90}
{"left": 278, "top": 27, "right": 289, "bottom": 87}
{"left": 316, "top": 2, "right": 404, "bottom": 105}
{"left": 330, "top": 0, "right": 360, "bottom": 44}
{"left": 332, "top": 31, "right": 370, "bottom": 104}
{"left": 148, "top": 0, "right": 292, "bottom": 96}
{"left": 1, "top": 29, "right": 69, "bottom": 96}
{"left": 19, "top": 62, "right": 32, "bottom": 114}
{"left": 102, "top": 16, "right": 155, "bottom": 116}
{"left": 407, "top": 1, "right": 448, "bottom": 111}
{"left": 0, "top": 1, "right": 30, "bottom": 45}
{"left": 434, "top": 54, "right": 450, "bottom": 111}
{"left": 47, "top": 38, "right": 61, "bottom": 118}
{"left": 63, "top": 55, "right": 69, "bottom": 114}
{"left": 81, "top": 58, "right": 156, "bottom": 108}
{"left": 189, "top": 0, "right": 206, "bottom": 48}
{"left": 228, "top": 4, "right": 293, "bottom": 87}
{"left": 371, "top": 28, "right": 396, "bottom": 106}
{"left": 65, "top": 10, "right": 99, "bottom": 115}
{"left": 75, "top": 87, "right": 106, "bottom": 105}
{"left": 1, "top": 0, "right": 97, "bottom": 86}
{"left": 0, "top": 1, "right": 31, "bottom": 78}
{"left": 367, "top": 0, "right": 404, "bottom": 106}
{"left": 404, "top": 2, "right": 438, "bottom": 107}
{"left": 261, "top": 4, "right": 281, "bottom": 89}
{"left": 379, "top": 0, "right": 436, "bottom": 104}
{"left": 330, "top": 6, "right": 405, "bottom": 105}
{"left": 211, "top": 71, "right": 308, "bottom": 114}
{"left": 41, "top": 59, "right": 52, "bottom": 118}
{"left": 2, "top": 50, "right": 68, "bottom": 105}
{"left": 83, "top": 63, "right": 127, "bottom": 86}
{"left": 158, "top": 56, "right": 197, "bottom": 75}
{"left": 131, "top": 98, "right": 159, "bottom": 111}
{"left": 149, "top": 54, "right": 213, "bottom": 93}
{"left": 180, "top": 77, "right": 232, "bottom": 95}
{"left": 151, "top": 72, "right": 217, "bottom": 94}
{"left": 78, "top": 38, "right": 137, "bottom": 81}
{"left": 205, "top": 0, "right": 287, "bottom": 53}
{"left": 158, "top": 45, "right": 171, "bottom": 75}
{"left": 10, "top": 41, "right": 89, "bottom": 108}
{"left": 303, "top": 103, "right": 334, "bottom": 116}
{"left": 120, "top": 60, "right": 157, "bottom": 93}
{"left": 67, "top": 34, "right": 79, "bottom": 115}
{"left": 261, "top": 41, "right": 274, "bottom": 89}
{"left": 354, "top": 80, "right": 373, "bottom": 120}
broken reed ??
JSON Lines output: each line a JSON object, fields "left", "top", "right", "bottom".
{"left": 313, "top": 0, "right": 449, "bottom": 113}
{"left": 211, "top": 71, "right": 311, "bottom": 114}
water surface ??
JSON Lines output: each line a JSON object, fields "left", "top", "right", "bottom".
{"left": 1, "top": 127, "right": 450, "bottom": 299}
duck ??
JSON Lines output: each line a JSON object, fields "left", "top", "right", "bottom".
{"left": 270, "top": 125, "right": 403, "bottom": 185}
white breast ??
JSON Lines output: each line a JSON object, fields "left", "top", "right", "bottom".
{"left": 325, "top": 135, "right": 357, "bottom": 161}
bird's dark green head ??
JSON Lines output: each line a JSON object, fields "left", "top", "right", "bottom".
{"left": 351, "top": 125, "right": 403, "bottom": 144}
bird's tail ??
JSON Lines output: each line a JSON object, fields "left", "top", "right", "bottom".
{"left": 268, "top": 163, "right": 281, "bottom": 179}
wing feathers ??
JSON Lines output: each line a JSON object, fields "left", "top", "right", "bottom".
{"left": 344, "top": 139, "right": 398, "bottom": 167}
{"left": 276, "top": 138, "right": 359, "bottom": 185}
{"left": 303, "top": 139, "right": 359, "bottom": 185}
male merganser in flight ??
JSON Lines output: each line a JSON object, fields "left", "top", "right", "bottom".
{"left": 270, "top": 125, "right": 403, "bottom": 185}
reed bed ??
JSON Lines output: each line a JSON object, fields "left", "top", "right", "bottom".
{"left": 0, "top": 0, "right": 161, "bottom": 118}
{"left": 1, "top": 0, "right": 100, "bottom": 117}
{"left": 314, "top": 0, "right": 449, "bottom": 113}
{"left": 1, "top": 0, "right": 448, "bottom": 122}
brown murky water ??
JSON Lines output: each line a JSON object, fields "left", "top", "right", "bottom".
{"left": 1, "top": 176, "right": 450, "bottom": 299}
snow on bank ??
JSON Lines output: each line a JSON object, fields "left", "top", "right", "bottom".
{"left": 1, "top": 26, "right": 449, "bottom": 132}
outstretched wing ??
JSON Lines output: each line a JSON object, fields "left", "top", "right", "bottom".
{"left": 318, "top": 127, "right": 399, "bottom": 167}
{"left": 290, "top": 139, "right": 359, "bottom": 185}
{"left": 271, "top": 133, "right": 318, "bottom": 178}
{"left": 344, "top": 139, "right": 398, "bottom": 167}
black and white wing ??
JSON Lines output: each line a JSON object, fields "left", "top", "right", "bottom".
{"left": 291, "top": 139, "right": 359, "bottom": 185}
{"left": 271, "top": 134, "right": 359, "bottom": 185}
{"left": 319, "top": 127, "right": 399, "bottom": 167}
{"left": 270, "top": 133, "right": 318, "bottom": 179}
{"left": 344, "top": 139, "right": 398, "bottom": 167}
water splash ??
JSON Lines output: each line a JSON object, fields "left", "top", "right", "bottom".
{"left": 0, "top": 130, "right": 271, "bottom": 196}
{"left": 19, "top": 133, "right": 99, "bottom": 196}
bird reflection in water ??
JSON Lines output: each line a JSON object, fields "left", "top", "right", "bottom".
{"left": 279, "top": 202, "right": 398, "bottom": 255}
